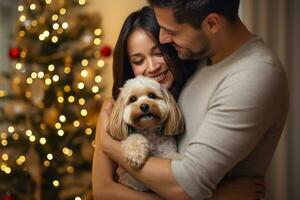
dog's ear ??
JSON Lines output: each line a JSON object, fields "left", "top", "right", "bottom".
{"left": 107, "top": 95, "right": 128, "bottom": 140}
{"left": 161, "top": 87, "right": 185, "bottom": 135}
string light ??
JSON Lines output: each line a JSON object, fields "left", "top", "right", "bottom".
{"left": 40, "top": 123, "right": 46, "bottom": 130}
{"left": 78, "top": 0, "right": 86, "bottom": 5}
{"left": 8, "top": 126, "right": 15, "bottom": 133}
{"left": 38, "top": 71, "right": 45, "bottom": 78}
{"left": 97, "top": 60, "right": 105, "bottom": 67}
{"left": 31, "top": 20, "right": 38, "bottom": 27}
{"left": 80, "top": 109, "right": 88, "bottom": 116}
{"left": 73, "top": 120, "right": 80, "bottom": 127}
{"left": 47, "top": 153, "right": 53, "bottom": 160}
{"left": 53, "top": 180, "right": 59, "bottom": 187}
{"left": 19, "top": 15, "right": 26, "bottom": 22}
{"left": 57, "top": 96, "right": 64, "bottom": 103}
{"left": 20, "top": 51, "right": 26, "bottom": 58}
{"left": 48, "top": 64, "right": 55, "bottom": 71}
{"left": 62, "top": 147, "right": 73, "bottom": 156}
{"left": 29, "top": 135, "right": 36, "bottom": 142}
{"left": 52, "top": 23, "right": 59, "bottom": 30}
{"left": 45, "top": 78, "right": 52, "bottom": 85}
{"left": 67, "top": 166, "right": 74, "bottom": 174}
{"left": 18, "top": 5, "right": 24, "bottom": 12}
{"left": 16, "top": 63, "right": 22, "bottom": 70}
{"left": 2, "top": 154, "right": 9, "bottom": 161}
{"left": 45, "top": 0, "right": 52, "bottom": 5}
{"left": 95, "top": 75, "right": 102, "bottom": 83}
{"left": 29, "top": 3, "right": 36, "bottom": 10}
{"left": 93, "top": 38, "right": 101, "bottom": 45}
{"left": 81, "top": 70, "right": 88, "bottom": 77}
{"left": 16, "top": 156, "right": 26, "bottom": 165}
{"left": 78, "top": 98, "right": 85, "bottom": 105}
{"left": 26, "top": 77, "right": 33, "bottom": 84}
{"left": 57, "top": 28, "right": 64, "bottom": 34}
{"left": 81, "top": 59, "right": 88, "bottom": 66}
{"left": 55, "top": 122, "right": 62, "bottom": 129}
{"left": 51, "top": 36, "right": 58, "bottom": 43}
{"left": 94, "top": 28, "right": 102, "bottom": 36}
{"left": 44, "top": 160, "right": 50, "bottom": 167}
{"left": 92, "top": 86, "right": 99, "bottom": 93}
{"left": 12, "top": 133, "right": 19, "bottom": 140}
{"left": 52, "top": 14, "right": 58, "bottom": 21}
{"left": 31, "top": 72, "right": 38, "bottom": 79}
{"left": 0, "top": 133, "right": 7, "bottom": 140}
{"left": 25, "top": 91, "right": 32, "bottom": 98}
{"left": 60, "top": 8, "right": 66, "bottom": 15}
{"left": 40, "top": 137, "right": 47, "bottom": 144}
{"left": 52, "top": 75, "right": 60, "bottom": 82}
{"left": 77, "top": 82, "right": 85, "bottom": 90}
{"left": 19, "top": 30, "right": 26, "bottom": 37}
{"left": 1, "top": 140, "right": 8, "bottom": 146}
{"left": 59, "top": 115, "right": 66, "bottom": 123}
{"left": 68, "top": 96, "right": 75, "bottom": 103}
{"left": 85, "top": 128, "right": 92, "bottom": 135}
{"left": 94, "top": 94, "right": 101, "bottom": 101}
{"left": 26, "top": 129, "right": 32, "bottom": 136}
{"left": 64, "top": 85, "right": 71, "bottom": 92}
{"left": 75, "top": 197, "right": 81, "bottom": 200}
{"left": 62, "top": 22, "right": 68, "bottom": 29}
{"left": 64, "top": 66, "right": 71, "bottom": 74}
{"left": 57, "top": 129, "right": 64, "bottom": 136}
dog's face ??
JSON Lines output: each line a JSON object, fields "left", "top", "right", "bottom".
{"left": 108, "top": 76, "right": 184, "bottom": 140}
{"left": 123, "top": 82, "right": 168, "bottom": 130}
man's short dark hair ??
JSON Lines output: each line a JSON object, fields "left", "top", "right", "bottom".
{"left": 147, "top": 0, "right": 240, "bottom": 28}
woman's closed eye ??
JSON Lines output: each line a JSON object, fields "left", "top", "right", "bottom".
{"left": 131, "top": 59, "right": 144, "bottom": 65}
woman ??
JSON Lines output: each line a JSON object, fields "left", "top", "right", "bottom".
{"left": 92, "top": 6, "right": 264, "bottom": 200}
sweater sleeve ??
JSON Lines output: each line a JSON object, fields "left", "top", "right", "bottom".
{"left": 171, "top": 65, "right": 288, "bottom": 200}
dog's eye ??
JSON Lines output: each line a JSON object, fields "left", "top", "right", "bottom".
{"left": 129, "top": 96, "right": 137, "bottom": 103}
{"left": 148, "top": 93, "right": 156, "bottom": 99}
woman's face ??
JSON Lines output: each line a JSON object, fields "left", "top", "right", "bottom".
{"left": 127, "top": 29, "right": 174, "bottom": 89}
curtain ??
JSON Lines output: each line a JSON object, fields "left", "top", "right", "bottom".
{"left": 241, "top": 0, "right": 300, "bottom": 200}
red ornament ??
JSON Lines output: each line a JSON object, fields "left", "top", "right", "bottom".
{"left": 100, "top": 45, "right": 112, "bottom": 57}
{"left": 3, "top": 194, "right": 13, "bottom": 200}
{"left": 8, "top": 47, "right": 20, "bottom": 59}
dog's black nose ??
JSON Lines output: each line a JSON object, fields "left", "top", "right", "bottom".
{"left": 140, "top": 103, "right": 149, "bottom": 113}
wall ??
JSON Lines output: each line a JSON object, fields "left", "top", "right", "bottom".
{"left": 88, "top": 0, "right": 148, "bottom": 98}
{"left": 241, "top": 0, "right": 300, "bottom": 199}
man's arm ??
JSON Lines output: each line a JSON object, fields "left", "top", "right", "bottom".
{"left": 101, "top": 67, "right": 287, "bottom": 200}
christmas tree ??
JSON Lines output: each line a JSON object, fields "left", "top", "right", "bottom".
{"left": 0, "top": 0, "right": 111, "bottom": 199}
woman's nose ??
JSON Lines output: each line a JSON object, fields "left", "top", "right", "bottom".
{"left": 146, "top": 58, "right": 160, "bottom": 72}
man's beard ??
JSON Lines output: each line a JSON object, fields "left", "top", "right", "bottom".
{"left": 174, "top": 40, "right": 211, "bottom": 60}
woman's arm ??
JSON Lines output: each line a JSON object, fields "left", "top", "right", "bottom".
{"left": 92, "top": 100, "right": 163, "bottom": 200}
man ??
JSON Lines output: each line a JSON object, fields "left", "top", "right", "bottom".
{"left": 96, "top": 0, "right": 289, "bottom": 199}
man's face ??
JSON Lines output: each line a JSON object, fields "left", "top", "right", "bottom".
{"left": 154, "top": 7, "right": 211, "bottom": 60}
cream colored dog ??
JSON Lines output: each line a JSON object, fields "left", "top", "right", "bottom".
{"left": 108, "top": 75, "right": 184, "bottom": 191}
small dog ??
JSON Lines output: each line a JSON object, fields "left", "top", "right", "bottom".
{"left": 108, "top": 75, "right": 185, "bottom": 191}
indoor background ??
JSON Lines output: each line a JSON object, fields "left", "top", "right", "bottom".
{"left": 0, "top": 0, "right": 299, "bottom": 200}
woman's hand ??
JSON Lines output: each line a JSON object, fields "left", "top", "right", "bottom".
{"left": 208, "top": 177, "right": 265, "bottom": 200}
{"left": 96, "top": 98, "right": 115, "bottom": 152}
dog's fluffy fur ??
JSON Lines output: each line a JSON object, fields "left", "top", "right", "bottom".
{"left": 108, "top": 75, "right": 185, "bottom": 191}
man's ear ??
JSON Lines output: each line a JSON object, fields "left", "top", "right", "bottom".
{"left": 202, "top": 13, "right": 221, "bottom": 34}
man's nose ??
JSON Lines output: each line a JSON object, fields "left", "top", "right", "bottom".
{"left": 159, "top": 28, "right": 172, "bottom": 44}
